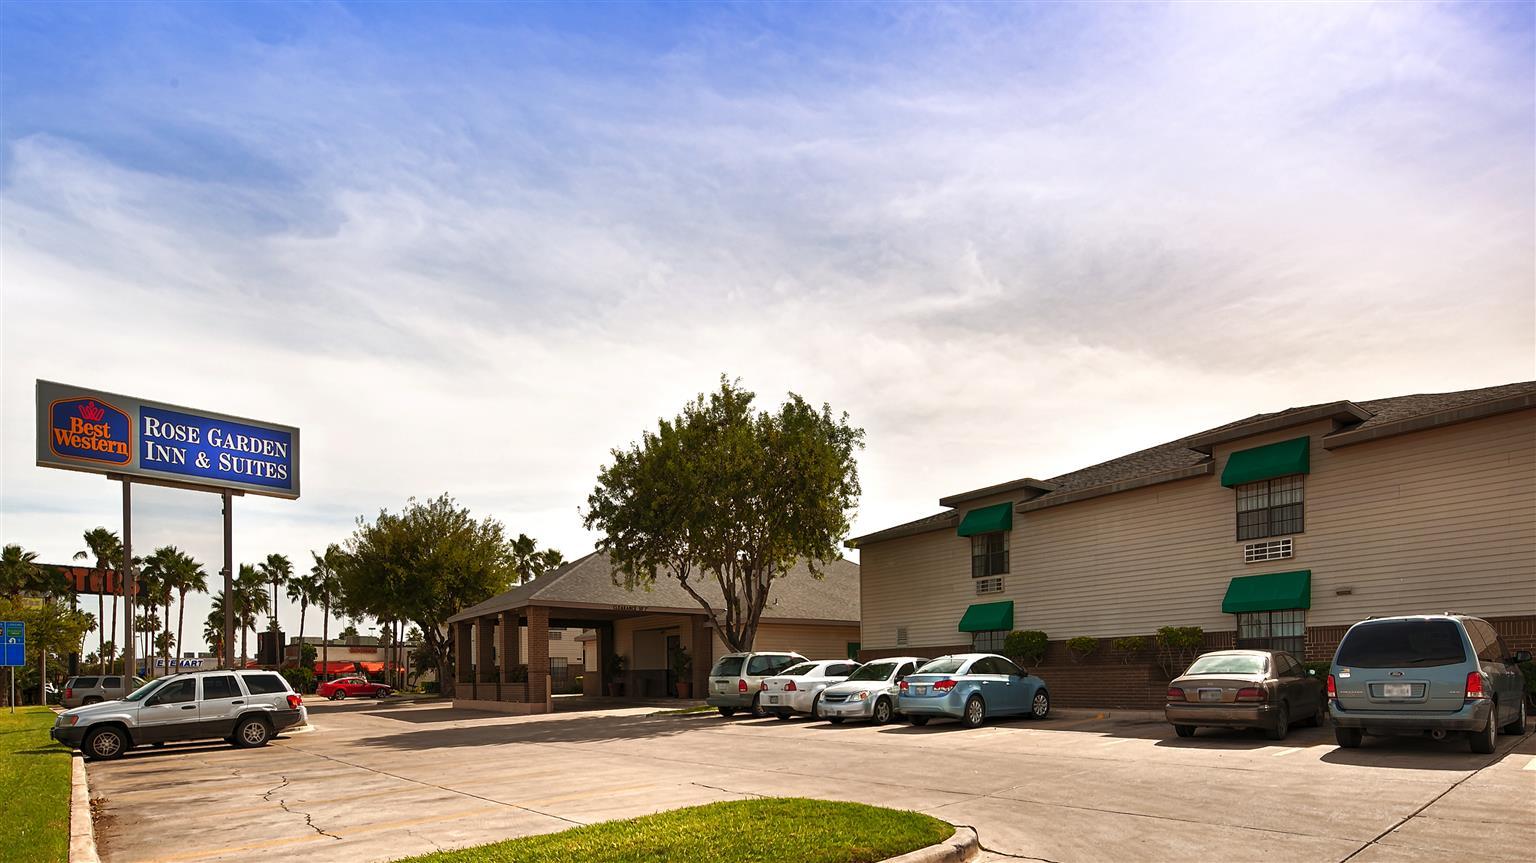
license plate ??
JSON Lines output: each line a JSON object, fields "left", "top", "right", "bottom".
{"left": 767, "top": 696, "right": 779, "bottom": 704}
{"left": 912, "top": 686, "right": 927, "bottom": 695}
{"left": 1199, "top": 689, "right": 1221, "bottom": 702}
{"left": 1383, "top": 683, "right": 1412, "bottom": 698}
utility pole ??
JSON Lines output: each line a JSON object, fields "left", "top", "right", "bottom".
{"left": 223, "top": 490, "right": 235, "bottom": 670}
{"left": 122, "top": 479, "right": 136, "bottom": 692}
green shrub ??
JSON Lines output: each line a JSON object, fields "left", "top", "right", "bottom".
{"left": 1155, "top": 626, "right": 1204, "bottom": 676}
{"left": 1303, "top": 661, "right": 1331, "bottom": 681}
{"left": 281, "top": 666, "right": 315, "bottom": 694}
{"left": 1111, "top": 636, "right": 1147, "bottom": 663}
{"left": 1065, "top": 636, "right": 1098, "bottom": 662}
{"left": 508, "top": 663, "right": 529, "bottom": 683}
{"left": 1520, "top": 661, "right": 1536, "bottom": 706}
{"left": 421, "top": 680, "right": 441, "bottom": 695}
{"left": 1003, "top": 630, "right": 1049, "bottom": 667}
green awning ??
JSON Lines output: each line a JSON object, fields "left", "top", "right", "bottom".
{"left": 1220, "top": 436, "right": 1311, "bottom": 487}
{"left": 958, "top": 600, "right": 1014, "bottom": 632}
{"left": 1221, "top": 570, "right": 1311, "bottom": 614}
{"left": 957, "top": 502, "right": 1013, "bottom": 537}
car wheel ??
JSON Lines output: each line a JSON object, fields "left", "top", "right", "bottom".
{"left": 83, "top": 697, "right": 102, "bottom": 706}
{"left": 828, "top": 717, "right": 845, "bottom": 725}
{"left": 871, "top": 697, "right": 894, "bottom": 726}
{"left": 748, "top": 694, "right": 767, "bottom": 719}
{"left": 717, "top": 707, "right": 736, "bottom": 718}
{"left": 1030, "top": 689, "right": 1051, "bottom": 720}
{"left": 1266, "top": 703, "right": 1289, "bottom": 741}
{"left": 84, "top": 726, "right": 129, "bottom": 761}
{"left": 1469, "top": 704, "right": 1497, "bottom": 754}
{"left": 909, "top": 716, "right": 930, "bottom": 726}
{"left": 1501, "top": 698, "right": 1527, "bottom": 735}
{"left": 810, "top": 693, "right": 823, "bottom": 720}
{"left": 961, "top": 695, "right": 986, "bottom": 729}
{"left": 1173, "top": 724, "right": 1196, "bottom": 738}
{"left": 1308, "top": 700, "right": 1327, "bottom": 728}
{"left": 775, "top": 710, "right": 794, "bottom": 720}
{"left": 233, "top": 717, "right": 272, "bottom": 749}
{"left": 331, "top": 691, "right": 346, "bottom": 701}
{"left": 1334, "top": 726, "right": 1363, "bottom": 748}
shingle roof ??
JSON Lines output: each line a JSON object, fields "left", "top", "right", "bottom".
{"left": 449, "top": 551, "right": 859, "bottom": 624}
{"left": 849, "top": 380, "right": 1536, "bottom": 546}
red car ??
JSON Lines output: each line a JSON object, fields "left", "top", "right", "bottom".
{"left": 317, "top": 676, "right": 393, "bottom": 700}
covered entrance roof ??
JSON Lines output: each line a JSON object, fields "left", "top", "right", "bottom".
{"left": 448, "top": 552, "right": 860, "bottom": 626}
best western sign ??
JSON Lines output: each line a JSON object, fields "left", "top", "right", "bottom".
{"left": 36, "top": 380, "right": 300, "bottom": 499}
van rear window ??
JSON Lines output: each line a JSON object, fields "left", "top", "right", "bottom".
{"left": 71, "top": 677, "right": 99, "bottom": 688}
{"left": 710, "top": 657, "right": 745, "bottom": 677}
{"left": 1335, "top": 620, "right": 1467, "bottom": 668}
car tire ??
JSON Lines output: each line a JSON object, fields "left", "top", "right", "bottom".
{"left": 810, "top": 693, "right": 823, "bottom": 720}
{"left": 83, "top": 697, "right": 102, "bottom": 706}
{"left": 828, "top": 717, "right": 845, "bottom": 725}
{"left": 1308, "top": 700, "right": 1326, "bottom": 728}
{"left": 1266, "top": 703, "right": 1289, "bottom": 741}
{"left": 1334, "top": 726, "right": 1363, "bottom": 748}
{"left": 331, "top": 691, "right": 345, "bottom": 701}
{"left": 1469, "top": 704, "right": 1497, "bottom": 754}
{"left": 717, "top": 707, "right": 736, "bottom": 718}
{"left": 748, "top": 694, "right": 767, "bottom": 719}
{"left": 1030, "top": 689, "right": 1051, "bottom": 720}
{"left": 1501, "top": 698, "right": 1527, "bottom": 735}
{"left": 961, "top": 695, "right": 986, "bottom": 729}
{"left": 909, "top": 716, "right": 929, "bottom": 726}
{"left": 233, "top": 716, "right": 272, "bottom": 749}
{"left": 871, "top": 697, "right": 894, "bottom": 726}
{"left": 1173, "top": 724, "right": 1196, "bottom": 738}
{"left": 84, "top": 726, "right": 129, "bottom": 761}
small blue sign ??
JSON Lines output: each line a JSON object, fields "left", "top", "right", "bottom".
{"left": 47, "top": 397, "right": 132, "bottom": 466}
{"left": 1, "top": 621, "right": 24, "bottom": 667}
{"left": 139, "top": 406, "right": 295, "bottom": 493}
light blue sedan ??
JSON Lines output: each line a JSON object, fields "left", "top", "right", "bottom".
{"left": 897, "top": 653, "right": 1050, "bottom": 728}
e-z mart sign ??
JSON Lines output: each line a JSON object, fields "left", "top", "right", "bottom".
{"left": 35, "top": 380, "right": 300, "bottom": 499}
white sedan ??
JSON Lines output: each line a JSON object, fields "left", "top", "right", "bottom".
{"left": 758, "top": 659, "right": 862, "bottom": 719}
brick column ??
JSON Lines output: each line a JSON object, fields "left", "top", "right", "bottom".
{"left": 690, "top": 616, "right": 710, "bottom": 697}
{"left": 455, "top": 621, "right": 473, "bottom": 685}
{"left": 525, "top": 606, "right": 550, "bottom": 710}
{"left": 499, "top": 610, "right": 521, "bottom": 683}
{"left": 478, "top": 616, "right": 498, "bottom": 683}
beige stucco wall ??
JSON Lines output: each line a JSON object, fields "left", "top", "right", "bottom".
{"left": 860, "top": 409, "right": 1536, "bottom": 651}
{"left": 515, "top": 627, "right": 586, "bottom": 664}
{"left": 710, "top": 622, "right": 861, "bottom": 660}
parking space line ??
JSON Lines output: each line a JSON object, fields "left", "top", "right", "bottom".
{"left": 1270, "top": 747, "right": 1302, "bottom": 757}
{"left": 1523, "top": 756, "right": 1536, "bottom": 771}
{"left": 1098, "top": 737, "right": 1136, "bottom": 747}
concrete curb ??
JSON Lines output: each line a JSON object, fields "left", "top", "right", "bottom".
{"left": 69, "top": 755, "right": 101, "bottom": 863}
{"left": 883, "top": 826, "right": 978, "bottom": 863}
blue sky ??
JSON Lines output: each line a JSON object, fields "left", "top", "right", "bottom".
{"left": 3, "top": 1, "right": 1533, "bottom": 650}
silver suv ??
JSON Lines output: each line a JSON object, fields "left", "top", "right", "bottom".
{"left": 52, "top": 670, "right": 307, "bottom": 760}
{"left": 1329, "top": 614, "right": 1529, "bottom": 753}
{"left": 706, "top": 651, "right": 805, "bottom": 718}
{"left": 61, "top": 675, "right": 148, "bottom": 708}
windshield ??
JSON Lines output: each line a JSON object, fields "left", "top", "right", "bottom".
{"left": 916, "top": 657, "right": 967, "bottom": 675}
{"left": 710, "top": 657, "right": 745, "bottom": 677}
{"left": 1335, "top": 620, "right": 1467, "bottom": 668}
{"left": 846, "top": 662, "right": 897, "bottom": 682}
{"left": 122, "top": 677, "right": 173, "bottom": 703}
{"left": 1185, "top": 654, "right": 1267, "bottom": 675}
{"left": 778, "top": 663, "right": 817, "bottom": 677}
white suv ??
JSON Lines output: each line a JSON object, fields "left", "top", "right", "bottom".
{"left": 52, "top": 670, "right": 307, "bottom": 760}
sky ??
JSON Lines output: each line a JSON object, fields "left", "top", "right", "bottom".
{"left": 2, "top": 1, "right": 1533, "bottom": 654}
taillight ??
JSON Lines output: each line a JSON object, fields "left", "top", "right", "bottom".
{"left": 1464, "top": 672, "right": 1486, "bottom": 700}
{"left": 738, "top": 680, "right": 748, "bottom": 693}
{"left": 1326, "top": 674, "right": 1337, "bottom": 699}
{"left": 932, "top": 679, "right": 956, "bottom": 693}
{"left": 286, "top": 694, "right": 302, "bottom": 709}
{"left": 1234, "top": 687, "right": 1268, "bottom": 703}
{"left": 1166, "top": 687, "right": 1184, "bottom": 702}
{"left": 65, "top": 688, "right": 73, "bottom": 699}
{"left": 784, "top": 681, "right": 797, "bottom": 692}
{"left": 898, "top": 680, "right": 909, "bottom": 692}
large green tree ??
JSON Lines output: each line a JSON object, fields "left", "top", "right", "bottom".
{"left": 309, "top": 544, "right": 344, "bottom": 679}
{"left": 340, "top": 494, "right": 538, "bottom": 692}
{"left": 584, "top": 378, "right": 863, "bottom": 653}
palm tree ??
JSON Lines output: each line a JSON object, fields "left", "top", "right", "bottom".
{"left": 286, "top": 571, "right": 318, "bottom": 660}
{"left": 0, "top": 544, "right": 44, "bottom": 599}
{"left": 257, "top": 553, "right": 292, "bottom": 636}
{"left": 203, "top": 604, "right": 225, "bottom": 660}
{"left": 511, "top": 534, "right": 565, "bottom": 585}
{"left": 74, "top": 528, "right": 121, "bottom": 674}
{"left": 234, "top": 564, "right": 270, "bottom": 666}
{"left": 310, "top": 545, "right": 344, "bottom": 681}
{"left": 139, "top": 548, "right": 170, "bottom": 675}
{"left": 172, "top": 556, "right": 208, "bottom": 671}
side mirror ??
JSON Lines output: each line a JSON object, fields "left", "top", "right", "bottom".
{"left": 1512, "top": 651, "right": 1532, "bottom": 664}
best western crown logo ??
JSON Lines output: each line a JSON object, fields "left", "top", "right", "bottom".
{"left": 49, "top": 397, "right": 131, "bottom": 465}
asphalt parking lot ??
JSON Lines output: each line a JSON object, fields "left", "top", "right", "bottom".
{"left": 86, "top": 697, "right": 1535, "bottom": 863}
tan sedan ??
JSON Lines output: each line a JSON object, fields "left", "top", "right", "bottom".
{"left": 1165, "top": 649, "right": 1325, "bottom": 740}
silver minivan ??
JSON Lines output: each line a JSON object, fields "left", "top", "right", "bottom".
{"left": 706, "top": 651, "right": 804, "bottom": 718}
{"left": 61, "top": 675, "right": 149, "bottom": 708}
{"left": 1329, "top": 614, "right": 1529, "bottom": 753}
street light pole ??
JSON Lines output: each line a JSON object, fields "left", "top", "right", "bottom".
{"left": 223, "top": 490, "right": 235, "bottom": 670}
{"left": 121, "top": 478, "right": 136, "bottom": 692}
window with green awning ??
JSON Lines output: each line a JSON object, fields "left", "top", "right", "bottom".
{"left": 1221, "top": 570, "right": 1311, "bottom": 613}
{"left": 957, "top": 502, "right": 1012, "bottom": 537}
{"left": 1220, "top": 436, "right": 1311, "bottom": 487}
{"left": 958, "top": 600, "right": 1014, "bottom": 632}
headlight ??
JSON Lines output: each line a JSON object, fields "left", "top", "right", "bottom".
{"left": 851, "top": 691, "right": 869, "bottom": 701}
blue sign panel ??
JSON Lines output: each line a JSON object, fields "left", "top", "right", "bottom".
{"left": 1, "top": 621, "right": 24, "bottom": 667}
{"left": 47, "top": 397, "right": 132, "bottom": 466}
{"left": 139, "top": 406, "right": 295, "bottom": 492}
{"left": 36, "top": 380, "right": 300, "bottom": 499}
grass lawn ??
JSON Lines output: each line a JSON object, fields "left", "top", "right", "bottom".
{"left": 0, "top": 706, "right": 72, "bottom": 863}
{"left": 648, "top": 704, "right": 717, "bottom": 715}
{"left": 393, "top": 797, "right": 952, "bottom": 863}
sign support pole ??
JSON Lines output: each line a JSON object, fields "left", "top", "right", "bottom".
{"left": 122, "top": 478, "right": 136, "bottom": 693}
{"left": 223, "top": 490, "right": 235, "bottom": 670}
